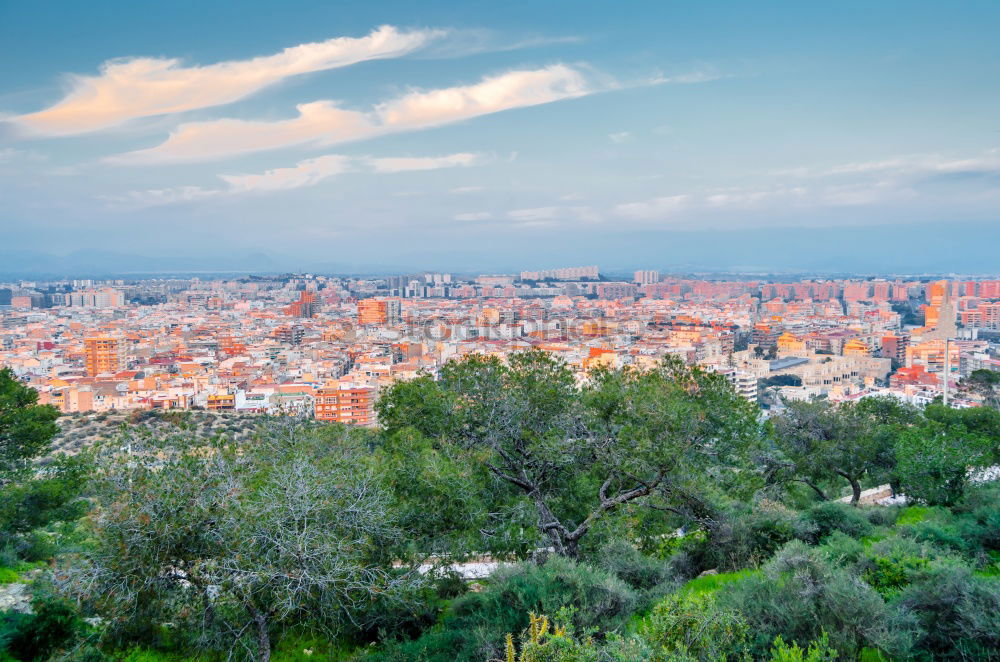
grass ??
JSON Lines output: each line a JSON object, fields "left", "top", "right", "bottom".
{"left": 272, "top": 633, "right": 358, "bottom": 661}
{"left": 0, "top": 568, "right": 19, "bottom": 584}
{"left": 675, "top": 569, "right": 759, "bottom": 597}
{"left": 895, "top": 506, "right": 937, "bottom": 527}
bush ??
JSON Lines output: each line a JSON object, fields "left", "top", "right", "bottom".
{"left": 373, "top": 556, "right": 638, "bottom": 662}
{"left": 799, "top": 502, "right": 874, "bottom": 543}
{"left": 5, "top": 595, "right": 82, "bottom": 661}
{"left": 707, "top": 506, "right": 817, "bottom": 571}
{"left": 639, "top": 591, "right": 750, "bottom": 660}
{"left": 900, "top": 520, "right": 985, "bottom": 562}
{"left": 865, "top": 507, "right": 899, "bottom": 528}
{"left": 815, "top": 532, "right": 865, "bottom": 567}
{"left": 594, "top": 540, "right": 675, "bottom": 592}
{"left": 769, "top": 632, "right": 838, "bottom": 662}
{"left": 719, "top": 541, "right": 915, "bottom": 658}
{"left": 895, "top": 563, "right": 1000, "bottom": 660}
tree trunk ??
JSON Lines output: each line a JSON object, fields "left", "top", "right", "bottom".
{"left": 253, "top": 612, "right": 271, "bottom": 662}
{"left": 529, "top": 490, "right": 569, "bottom": 556}
{"left": 849, "top": 478, "right": 862, "bottom": 506}
{"left": 833, "top": 469, "right": 862, "bottom": 506}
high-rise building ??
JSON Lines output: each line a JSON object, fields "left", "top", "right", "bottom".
{"left": 357, "top": 298, "right": 402, "bottom": 326}
{"left": 633, "top": 270, "right": 660, "bottom": 285}
{"left": 880, "top": 333, "right": 909, "bottom": 364}
{"left": 66, "top": 288, "right": 125, "bottom": 308}
{"left": 84, "top": 335, "right": 124, "bottom": 376}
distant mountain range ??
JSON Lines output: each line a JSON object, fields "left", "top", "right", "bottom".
{"left": 2, "top": 219, "right": 998, "bottom": 279}
{"left": 0, "top": 250, "right": 285, "bottom": 278}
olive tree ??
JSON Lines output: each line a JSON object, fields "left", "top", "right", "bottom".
{"left": 377, "top": 351, "right": 761, "bottom": 558}
{"left": 68, "top": 422, "right": 414, "bottom": 662}
{"left": 770, "top": 397, "right": 914, "bottom": 505}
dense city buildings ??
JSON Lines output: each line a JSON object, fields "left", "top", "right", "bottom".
{"left": 2, "top": 269, "right": 998, "bottom": 424}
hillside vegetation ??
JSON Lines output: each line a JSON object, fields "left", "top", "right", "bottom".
{"left": 0, "top": 356, "right": 997, "bottom": 661}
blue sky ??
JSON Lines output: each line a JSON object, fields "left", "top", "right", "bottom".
{"left": 1, "top": 1, "right": 999, "bottom": 273}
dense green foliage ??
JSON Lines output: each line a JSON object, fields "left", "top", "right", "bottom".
{"left": 0, "top": 353, "right": 998, "bottom": 661}
{"left": 0, "top": 368, "right": 89, "bottom": 560}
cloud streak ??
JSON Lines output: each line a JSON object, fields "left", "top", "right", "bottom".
{"left": 107, "top": 65, "right": 591, "bottom": 163}
{"left": 106, "top": 151, "right": 482, "bottom": 206}
{"left": 14, "top": 25, "right": 440, "bottom": 136}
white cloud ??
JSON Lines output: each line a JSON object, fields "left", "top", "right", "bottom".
{"left": 367, "top": 152, "right": 481, "bottom": 173}
{"left": 108, "top": 65, "right": 591, "bottom": 163}
{"left": 614, "top": 195, "right": 690, "bottom": 219}
{"left": 508, "top": 205, "right": 597, "bottom": 223}
{"left": 106, "top": 151, "right": 484, "bottom": 206}
{"left": 450, "top": 185, "right": 485, "bottom": 193}
{"left": 609, "top": 131, "right": 630, "bottom": 143}
{"left": 785, "top": 149, "right": 1000, "bottom": 178}
{"left": 454, "top": 211, "right": 492, "bottom": 221}
{"left": 15, "top": 26, "right": 440, "bottom": 136}
{"left": 0, "top": 147, "right": 46, "bottom": 163}
{"left": 220, "top": 155, "right": 351, "bottom": 192}
{"left": 647, "top": 69, "right": 725, "bottom": 85}
{"left": 508, "top": 206, "right": 560, "bottom": 221}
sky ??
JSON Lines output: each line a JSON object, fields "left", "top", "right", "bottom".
{"left": 1, "top": 1, "right": 999, "bottom": 274}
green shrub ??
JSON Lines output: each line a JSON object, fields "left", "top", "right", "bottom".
{"left": 799, "top": 502, "right": 873, "bottom": 543}
{"left": 900, "top": 520, "right": 985, "bottom": 561}
{"left": 594, "top": 540, "right": 675, "bottom": 592}
{"left": 707, "top": 507, "right": 816, "bottom": 570}
{"left": 372, "top": 556, "right": 638, "bottom": 662}
{"left": 896, "top": 564, "right": 1000, "bottom": 660}
{"left": 5, "top": 595, "right": 82, "bottom": 661}
{"left": 864, "top": 507, "right": 899, "bottom": 528}
{"left": 639, "top": 591, "right": 750, "bottom": 660}
{"left": 815, "top": 531, "right": 865, "bottom": 566}
{"left": 719, "top": 541, "right": 915, "bottom": 659}
{"left": 0, "top": 568, "right": 18, "bottom": 584}
{"left": 769, "top": 632, "right": 838, "bottom": 662}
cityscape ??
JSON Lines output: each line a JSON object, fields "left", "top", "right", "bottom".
{"left": 2, "top": 269, "right": 999, "bottom": 426}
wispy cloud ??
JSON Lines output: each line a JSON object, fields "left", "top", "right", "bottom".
{"left": 106, "top": 65, "right": 591, "bottom": 163}
{"left": 781, "top": 149, "right": 1000, "bottom": 179}
{"left": 454, "top": 211, "right": 492, "bottom": 221}
{"left": 367, "top": 152, "right": 482, "bottom": 173}
{"left": 608, "top": 131, "right": 631, "bottom": 143}
{"left": 220, "top": 155, "right": 352, "bottom": 193}
{"left": 508, "top": 205, "right": 598, "bottom": 223}
{"left": 614, "top": 194, "right": 691, "bottom": 219}
{"left": 13, "top": 26, "right": 441, "bottom": 136}
{"left": 105, "top": 151, "right": 483, "bottom": 206}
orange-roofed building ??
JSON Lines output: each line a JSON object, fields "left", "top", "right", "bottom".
{"left": 890, "top": 365, "right": 939, "bottom": 388}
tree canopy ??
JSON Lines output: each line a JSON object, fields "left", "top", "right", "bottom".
{"left": 377, "top": 351, "right": 762, "bottom": 557}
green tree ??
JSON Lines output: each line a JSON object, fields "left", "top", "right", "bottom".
{"left": 894, "top": 415, "right": 993, "bottom": 506}
{"left": 71, "top": 423, "right": 415, "bottom": 662}
{"left": 770, "top": 397, "right": 915, "bottom": 505}
{"left": 0, "top": 368, "right": 88, "bottom": 555}
{"left": 0, "top": 367, "right": 60, "bottom": 479}
{"left": 377, "top": 351, "right": 760, "bottom": 558}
